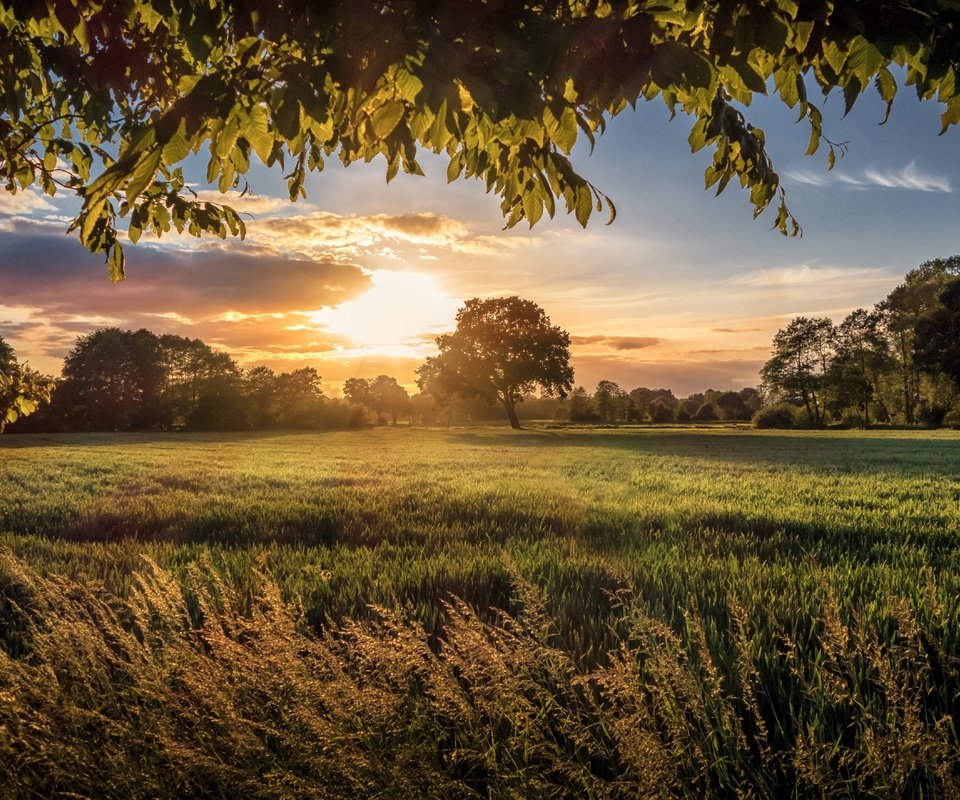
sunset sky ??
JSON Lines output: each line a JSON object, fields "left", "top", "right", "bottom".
{"left": 2, "top": 79, "right": 959, "bottom": 396}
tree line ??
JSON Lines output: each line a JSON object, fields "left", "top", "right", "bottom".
{"left": 759, "top": 256, "right": 960, "bottom": 428}
{"left": 4, "top": 256, "right": 960, "bottom": 433}
{"left": 3, "top": 328, "right": 360, "bottom": 433}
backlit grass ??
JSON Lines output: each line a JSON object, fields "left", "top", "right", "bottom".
{"left": 1, "top": 427, "right": 959, "bottom": 797}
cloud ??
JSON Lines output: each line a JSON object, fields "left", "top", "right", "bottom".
{"left": 0, "top": 189, "right": 57, "bottom": 217}
{"left": 571, "top": 335, "right": 662, "bottom": 350}
{"left": 727, "top": 264, "right": 898, "bottom": 289}
{"left": 0, "top": 218, "right": 372, "bottom": 373}
{"left": 784, "top": 162, "right": 952, "bottom": 193}
{"left": 245, "top": 211, "right": 474, "bottom": 258}
{"left": 191, "top": 190, "right": 314, "bottom": 216}
{"left": 711, "top": 327, "right": 763, "bottom": 333}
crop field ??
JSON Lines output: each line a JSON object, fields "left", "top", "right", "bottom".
{"left": 1, "top": 427, "right": 959, "bottom": 798}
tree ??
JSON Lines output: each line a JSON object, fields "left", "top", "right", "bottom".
{"left": 566, "top": 386, "right": 597, "bottom": 423}
{"left": 0, "top": 336, "right": 54, "bottom": 432}
{"left": 55, "top": 328, "right": 164, "bottom": 430}
{"left": 628, "top": 387, "right": 676, "bottom": 422}
{"left": 417, "top": 297, "right": 573, "bottom": 429}
{"left": 245, "top": 365, "right": 279, "bottom": 428}
{"left": 761, "top": 317, "right": 835, "bottom": 426}
{"left": 4, "top": 2, "right": 960, "bottom": 277}
{"left": 54, "top": 328, "right": 245, "bottom": 430}
{"left": 825, "top": 308, "right": 891, "bottom": 425}
{"left": 269, "top": 368, "right": 325, "bottom": 428}
{"left": 371, "top": 375, "right": 411, "bottom": 424}
{"left": 649, "top": 399, "right": 675, "bottom": 424}
{"left": 715, "top": 391, "right": 748, "bottom": 421}
{"left": 692, "top": 401, "right": 718, "bottom": 422}
{"left": 594, "top": 380, "right": 628, "bottom": 423}
{"left": 916, "top": 277, "right": 960, "bottom": 394}
{"left": 879, "top": 257, "right": 960, "bottom": 423}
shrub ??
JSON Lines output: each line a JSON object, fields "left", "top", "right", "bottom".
{"left": 649, "top": 403, "right": 674, "bottom": 424}
{"left": 692, "top": 402, "right": 718, "bottom": 422}
{"left": 752, "top": 403, "right": 797, "bottom": 429}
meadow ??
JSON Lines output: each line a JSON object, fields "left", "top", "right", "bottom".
{"left": 1, "top": 426, "right": 959, "bottom": 798}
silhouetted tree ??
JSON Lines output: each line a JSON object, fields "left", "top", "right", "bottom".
{"left": 594, "top": 380, "right": 628, "bottom": 423}
{"left": 649, "top": 399, "right": 675, "bottom": 423}
{"left": 244, "top": 366, "right": 279, "bottom": 429}
{"left": 56, "top": 328, "right": 164, "bottom": 430}
{"left": 417, "top": 297, "right": 573, "bottom": 429}
{"left": 879, "top": 257, "right": 960, "bottom": 423}
{"left": 714, "top": 391, "right": 747, "bottom": 421}
{"left": 692, "top": 401, "right": 718, "bottom": 422}
{"left": 566, "top": 386, "right": 596, "bottom": 422}
{"left": 916, "top": 277, "right": 960, "bottom": 395}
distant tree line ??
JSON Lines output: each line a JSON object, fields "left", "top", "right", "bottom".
{"left": 758, "top": 256, "right": 960, "bottom": 428}
{"left": 6, "top": 259, "right": 960, "bottom": 433}
{"left": 553, "top": 383, "right": 762, "bottom": 425}
{"left": 5, "top": 328, "right": 368, "bottom": 433}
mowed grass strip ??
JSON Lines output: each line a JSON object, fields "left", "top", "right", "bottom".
{"left": 1, "top": 427, "right": 959, "bottom": 796}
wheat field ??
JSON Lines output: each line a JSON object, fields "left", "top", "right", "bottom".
{"left": 1, "top": 427, "right": 958, "bottom": 798}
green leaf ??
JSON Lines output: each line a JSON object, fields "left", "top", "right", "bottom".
{"left": 542, "top": 105, "right": 578, "bottom": 154}
{"left": 651, "top": 43, "right": 714, "bottom": 92}
{"left": 108, "top": 243, "right": 125, "bottom": 282}
{"left": 371, "top": 100, "right": 405, "bottom": 139}
{"left": 126, "top": 148, "right": 161, "bottom": 204}
{"left": 243, "top": 106, "right": 275, "bottom": 165}
{"left": 161, "top": 120, "right": 190, "bottom": 164}
{"left": 729, "top": 58, "right": 768, "bottom": 95}
{"left": 574, "top": 185, "right": 592, "bottom": 227}
{"left": 522, "top": 185, "right": 543, "bottom": 226}
{"left": 394, "top": 67, "right": 424, "bottom": 102}
{"left": 941, "top": 99, "right": 960, "bottom": 134}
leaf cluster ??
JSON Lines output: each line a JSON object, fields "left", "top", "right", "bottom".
{"left": 3, "top": 1, "right": 960, "bottom": 276}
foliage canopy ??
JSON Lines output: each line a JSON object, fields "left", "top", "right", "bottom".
{"left": 0, "top": 336, "right": 54, "bottom": 432}
{"left": 4, "top": 0, "right": 960, "bottom": 278}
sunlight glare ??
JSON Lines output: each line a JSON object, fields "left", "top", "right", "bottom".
{"left": 310, "top": 269, "right": 459, "bottom": 351}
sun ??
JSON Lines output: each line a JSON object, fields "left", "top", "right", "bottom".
{"left": 310, "top": 269, "right": 460, "bottom": 351}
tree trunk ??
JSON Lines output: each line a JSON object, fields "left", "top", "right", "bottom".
{"left": 503, "top": 398, "right": 521, "bottom": 429}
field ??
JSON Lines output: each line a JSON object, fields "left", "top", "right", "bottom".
{"left": 2, "top": 427, "right": 959, "bottom": 798}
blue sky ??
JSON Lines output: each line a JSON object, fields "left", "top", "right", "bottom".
{"left": 1, "top": 75, "right": 958, "bottom": 396}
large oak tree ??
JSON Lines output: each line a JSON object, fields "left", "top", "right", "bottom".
{"left": 3, "top": 1, "right": 960, "bottom": 277}
{"left": 417, "top": 296, "right": 573, "bottom": 429}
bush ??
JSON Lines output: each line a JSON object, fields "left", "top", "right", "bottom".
{"left": 692, "top": 402, "right": 718, "bottom": 422}
{"left": 752, "top": 403, "right": 797, "bottom": 429}
{"left": 649, "top": 403, "right": 675, "bottom": 424}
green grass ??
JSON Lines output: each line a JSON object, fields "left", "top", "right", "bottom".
{"left": 1, "top": 427, "right": 959, "bottom": 797}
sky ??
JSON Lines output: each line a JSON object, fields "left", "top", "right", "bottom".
{"left": 2, "top": 76, "right": 959, "bottom": 397}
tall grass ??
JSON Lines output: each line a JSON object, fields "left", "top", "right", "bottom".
{"left": 1, "top": 427, "right": 959, "bottom": 795}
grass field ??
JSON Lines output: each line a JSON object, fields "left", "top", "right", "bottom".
{"left": 2, "top": 427, "right": 959, "bottom": 798}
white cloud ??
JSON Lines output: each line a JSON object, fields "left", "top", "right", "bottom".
{"left": 728, "top": 264, "right": 898, "bottom": 288}
{"left": 0, "top": 189, "right": 56, "bottom": 217}
{"left": 784, "top": 162, "right": 952, "bottom": 193}
{"left": 862, "top": 163, "right": 952, "bottom": 192}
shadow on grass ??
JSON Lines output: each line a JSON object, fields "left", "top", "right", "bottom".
{"left": 452, "top": 429, "right": 960, "bottom": 474}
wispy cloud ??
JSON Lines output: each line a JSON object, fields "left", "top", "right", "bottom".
{"left": 192, "top": 190, "right": 314, "bottom": 216}
{"left": 784, "top": 162, "right": 952, "bottom": 193}
{"left": 711, "top": 327, "right": 763, "bottom": 333}
{"left": 571, "top": 335, "right": 662, "bottom": 350}
{"left": 727, "top": 264, "right": 898, "bottom": 289}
